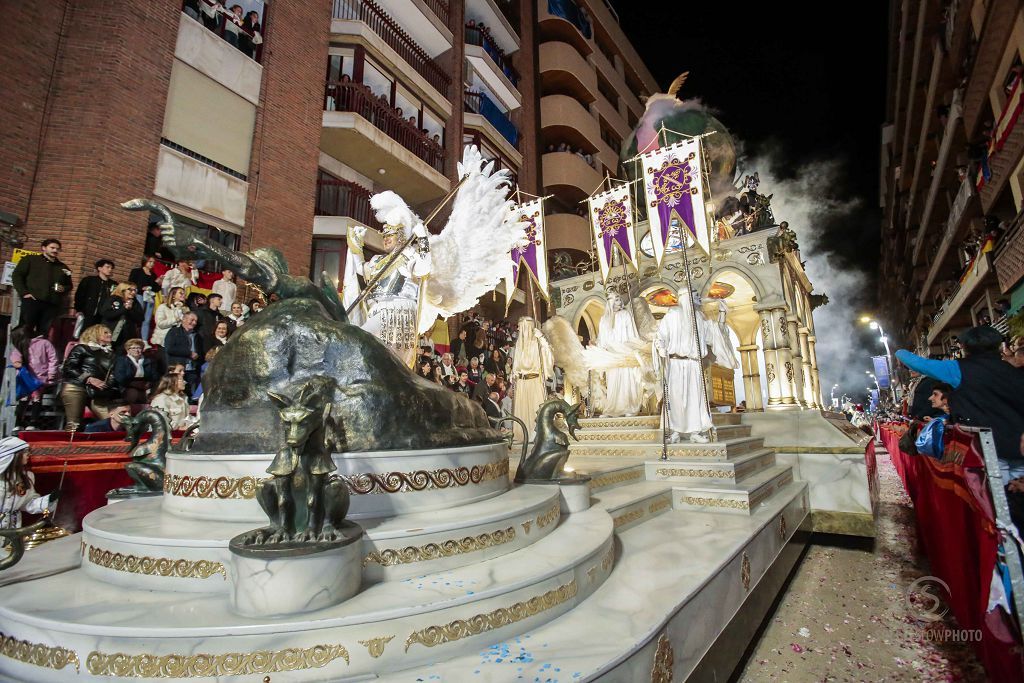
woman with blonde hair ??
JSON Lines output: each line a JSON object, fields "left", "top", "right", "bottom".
{"left": 60, "top": 325, "right": 118, "bottom": 431}
{"left": 150, "top": 373, "right": 192, "bottom": 430}
{"left": 100, "top": 282, "right": 143, "bottom": 349}
{"left": 152, "top": 286, "right": 188, "bottom": 346}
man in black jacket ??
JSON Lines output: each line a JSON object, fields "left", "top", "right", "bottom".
{"left": 472, "top": 372, "right": 497, "bottom": 404}
{"left": 482, "top": 390, "right": 503, "bottom": 421}
{"left": 164, "top": 312, "right": 204, "bottom": 398}
{"left": 195, "top": 293, "right": 234, "bottom": 336}
{"left": 11, "top": 239, "right": 72, "bottom": 336}
{"left": 74, "top": 259, "right": 118, "bottom": 330}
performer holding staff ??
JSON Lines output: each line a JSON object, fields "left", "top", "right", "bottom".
{"left": 655, "top": 287, "right": 714, "bottom": 444}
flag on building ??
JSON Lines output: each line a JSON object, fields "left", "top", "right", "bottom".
{"left": 505, "top": 199, "right": 548, "bottom": 311}
{"left": 640, "top": 138, "right": 711, "bottom": 266}
{"left": 587, "top": 184, "right": 638, "bottom": 281}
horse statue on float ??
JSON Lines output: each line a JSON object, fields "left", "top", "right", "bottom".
{"left": 493, "top": 398, "right": 583, "bottom": 484}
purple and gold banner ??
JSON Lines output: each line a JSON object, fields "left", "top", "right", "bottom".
{"left": 587, "top": 184, "right": 637, "bottom": 281}
{"left": 505, "top": 199, "right": 548, "bottom": 311}
{"left": 640, "top": 139, "right": 710, "bottom": 266}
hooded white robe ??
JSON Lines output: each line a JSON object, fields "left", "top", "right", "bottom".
{"left": 655, "top": 295, "right": 713, "bottom": 436}
{"left": 597, "top": 296, "right": 643, "bottom": 416}
{"left": 511, "top": 317, "right": 553, "bottom": 440}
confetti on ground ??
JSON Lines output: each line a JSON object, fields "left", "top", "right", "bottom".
{"left": 738, "top": 447, "right": 987, "bottom": 682}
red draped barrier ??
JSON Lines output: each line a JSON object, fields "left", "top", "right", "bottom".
{"left": 23, "top": 430, "right": 182, "bottom": 532}
{"left": 880, "top": 422, "right": 1024, "bottom": 681}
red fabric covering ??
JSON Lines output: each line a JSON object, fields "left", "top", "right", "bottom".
{"left": 881, "top": 423, "right": 1024, "bottom": 681}
{"left": 23, "top": 430, "right": 183, "bottom": 532}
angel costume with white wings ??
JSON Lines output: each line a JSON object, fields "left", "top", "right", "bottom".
{"left": 343, "top": 147, "right": 524, "bottom": 366}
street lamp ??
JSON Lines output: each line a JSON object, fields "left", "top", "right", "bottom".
{"left": 866, "top": 371, "right": 881, "bottom": 394}
{"left": 862, "top": 317, "right": 898, "bottom": 401}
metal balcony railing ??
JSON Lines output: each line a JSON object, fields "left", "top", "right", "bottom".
{"left": 463, "top": 90, "right": 519, "bottom": 147}
{"left": 324, "top": 82, "right": 446, "bottom": 172}
{"left": 465, "top": 25, "right": 519, "bottom": 86}
{"left": 315, "top": 173, "right": 381, "bottom": 229}
{"left": 332, "top": 0, "right": 450, "bottom": 96}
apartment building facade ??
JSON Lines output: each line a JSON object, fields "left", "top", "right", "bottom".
{"left": 1, "top": 0, "right": 658, "bottom": 316}
{"left": 879, "top": 0, "right": 1024, "bottom": 353}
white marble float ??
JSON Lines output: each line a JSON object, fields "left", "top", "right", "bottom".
{"left": 81, "top": 485, "right": 562, "bottom": 591}
{"left": 162, "top": 442, "right": 510, "bottom": 521}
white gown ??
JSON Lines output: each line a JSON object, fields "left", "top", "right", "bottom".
{"left": 705, "top": 299, "right": 739, "bottom": 369}
{"left": 655, "top": 296, "right": 713, "bottom": 436}
{"left": 511, "top": 317, "right": 554, "bottom": 441}
{"left": 597, "top": 305, "right": 643, "bottom": 417}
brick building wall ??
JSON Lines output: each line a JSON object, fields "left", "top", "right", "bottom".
{"left": 3, "top": 0, "right": 181, "bottom": 289}
{"left": 244, "top": 0, "right": 334, "bottom": 277}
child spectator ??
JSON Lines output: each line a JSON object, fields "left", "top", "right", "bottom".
{"left": 150, "top": 373, "right": 192, "bottom": 430}
{"left": 152, "top": 287, "right": 189, "bottom": 347}
{"left": 8, "top": 325, "right": 58, "bottom": 430}
{"left": 212, "top": 269, "right": 237, "bottom": 311}
{"left": 0, "top": 437, "right": 59, "bottom": 530}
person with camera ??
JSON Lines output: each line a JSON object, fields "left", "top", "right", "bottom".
{"left": 11, "top": 239, "right": 72, "bottom": 336}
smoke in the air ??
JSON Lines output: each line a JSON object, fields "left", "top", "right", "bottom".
{"left": 740, "top": 151, "right": 880, "bottom": 403}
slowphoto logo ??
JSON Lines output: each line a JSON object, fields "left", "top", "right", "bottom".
{"left": 905, "top": 575, "right": 949, "bottom": 623}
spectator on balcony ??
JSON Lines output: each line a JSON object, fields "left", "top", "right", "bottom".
{"left": 451, "top": 329, "right": 469, "bottom": 366}
{"left": 12, "top": 239, "right": 71, "bottom": 338}
{"left": 417, "top": 359, "right": 435, "bottom": 381}
{"left": 100, "top": 283, "right": 144, "bottom": 351}
{"left": 9, "top": 325, "right": 58, "bottom": 430}
{"left": 196, "top": 293, "right": 233, "bottom": 336}
{"left": 467, "top": 355, "right": 484, "bottom": 384}
{"left": 186, "top": 291, "right": 207, "bottom": 311}
{"left": 203, "top": 320, "right": 232, "bottom": 353}
{"left": 895, "top": 325, "right": 1024, "bottom": 484}
{"left": 60, "top": 325, "right": 118, "bottom": 432}
{"left": 74, "top": 259, "right": 118, "bottom": 331}
{"left": 183, "top": 0, "right": 201, "bottom": 21}
{"left": 200, "top": 0, "right": 224, "bottom": 32}
{"left": 153, "top": 287, "right": 189, "bottom": 347}
{"left": 162, "top": 259, "right": 196, "bottom": 296}
{"left": 239, "top": 10, "right": 262, "bottom": 59}
{"left": 212, "top": 269, "right": 237, "bottom": 311}
{"left": 164, "top": 312, "right": 204, "bottom": 397}
{"left": 223, "top": 5, "right": 243, "bottom": 47}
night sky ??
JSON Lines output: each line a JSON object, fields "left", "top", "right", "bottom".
{"left": 618, "top": 3, "right": 890, "bottom": 282}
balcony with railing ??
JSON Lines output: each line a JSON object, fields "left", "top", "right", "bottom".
{"left": 465, "top": 25, "right": 519, "bottom": 87}
{"left": 919, "top": 174, "right": 976, "bottom": 304}
{"left": 464, "top": 90, "right": 519, "bottom": 148}
{"left": 315, "top": 173, "right": 381, "bottom": 229}
{"left": 927, "top": 251, "right": 996, "bottom": 344}
{"left": 332, "top": 0, "right": 451, "bottom": 97}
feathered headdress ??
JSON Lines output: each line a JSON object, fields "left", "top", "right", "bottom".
{"left": 370, "top": 191, "right": 420, "bottom": 240}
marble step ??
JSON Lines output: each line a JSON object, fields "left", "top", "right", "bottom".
{"left": 575, "top": 423, "right": 752, "bottom": 443}
{"left": 670, "top": 464, "right": 796, "bottom": 516}
{"left": 590, "top": 482, "right": 675, "bottom": 532}
{"left": 644, "top": 448, "right": 777, "bottom": 485}
{"left": 579, "top": 413, "right": 742, "bottom": 429}
{"left": 572, "top": 461, "right": 646, "bottom": 493}
{"left": 0, "top": 508, "right": 614, "bottom": 682}
{"left": 81, "top": 485, "right": 563, "bottom": 592}
{"left": 569, "top": 435, "right": 766, "bottom": 461}
{"left": 376, "top": 481, "right": 810, "bottom": 683}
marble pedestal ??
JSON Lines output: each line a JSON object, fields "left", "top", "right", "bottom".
{"left": 228, "top": 521, "right": 364, "bottom": 618}
{"left": 558, "top": 477, "right": 592, "bottom": 514}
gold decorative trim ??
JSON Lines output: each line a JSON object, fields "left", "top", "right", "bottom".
{"left": 521, "top": 520, "right": 533, "bottom": 534}
{"left": 779, "top": 514, "right": 787, "bottom": 540}
{"left": 613, "top": 508, "right": 645, "bottom": 528}
{"left": 536, "top": 502, "right": 560, "bottom": 529}
{"left": 164, "top": 474, "right": 262, "bottom": 499}
{"left": 655, "top": 467, "right": 732, "bottom": 479}
{"left": 86, "top": 544, "right": 226, "bottom": 580}
{"left": 570, "top": 446, "right": 723, "bottom": 458}
{"left": 165, "top": 460, "right": 510, "bottom": 499}
{"left": 363, "top": 527, "right": 515, "bottom": 567}
{"left": 404, "top": 579, "right": 578, "bottom": 652}
{"left": 651, "top": 633, "right": 674, "bottom": 683}
{"left": 580, "top": 417, "right": 659, "bottom": 429}
{"left": 589, "top": 469, "right": 643, "bottom": 490}
{"left": 357, "top": 636, "right": 394, "bottom": 659}
{"left": 578, "top": 431, "right": 659, "bottom": 442}
{"left": 648, "top": 498, "right": 671, "bottom": 515}
{"left": 0, "top": 632, "right": 80, "bottom": 674}
{"left": 586, "top": 565, "right": 597, "bottom": 584}
{"left": 601, "top": 546, "right": 614, "bottom": 572}
{"left": 344, "top": 460, "right": 509, "bottom": 495}
{"left": 741, "top": 552, "right": 751, "bottom": 591}
{"left": 681, "top": 496, "right": 748, "bottom": 510}
{"left": 86, "top": 644, "right": 349, "bottom": 677}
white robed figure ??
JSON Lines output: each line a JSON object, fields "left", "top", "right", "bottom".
{"left": 703, "top": 298, "right": 739, "bottom": 370}
{"left": 343, "top": 146, "right": 526, "bottom": 367}
{"left": 655, "top": 288, "right": 713, "bottom": 443}
{"left": 511, "top": 317, "right": 554, "bottom": 441}
{"left": 597, "top": 291, "right": 644, "bottom": 416}
{"left": 0, "top": 437, "right": 56, "bottom": 531}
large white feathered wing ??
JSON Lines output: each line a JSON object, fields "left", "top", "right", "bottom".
{"left": 419, "top": 146, "right": 524, "bottom": 333}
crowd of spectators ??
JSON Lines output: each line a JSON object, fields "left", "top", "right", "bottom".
{"left": 415, "top": 314, "right": 518, "bottom": 422}
{"left": 545, "top": 143, "right": 597, "bottom": 170}
{"left": 7, "top": 234, "right": 264, "bottom": 435}
{"left": 182, "top": 1, "right": 263, "bottom": 60}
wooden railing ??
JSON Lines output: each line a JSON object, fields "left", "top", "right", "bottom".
{"left": 465, "top": 25, "right": 519, "bottom": 86}
{"left": 324, "top": 82, "right": 446, "bottom": 172}
{"left": 332, "top": 0, "right": 450, "bottom": 96}
{"left": 315, "top": 173, "right": 380, "bottom": 228}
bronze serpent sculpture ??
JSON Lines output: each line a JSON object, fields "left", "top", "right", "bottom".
{"left": 495, "top": 398, "right": 583, "bottom": 484}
